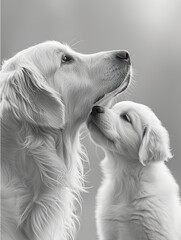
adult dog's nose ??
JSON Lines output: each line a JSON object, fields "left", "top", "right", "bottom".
{"left": 91, "top": 106, "right": 104, "bottom": 115}
{"left": 115, "top": 51, "right": 130, "bottom": 63}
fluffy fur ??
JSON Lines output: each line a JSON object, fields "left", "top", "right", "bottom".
{"left": 87, "top": 101, "right": 181, "bottom": 240}
{"left": 0, "top": 41, "right": 131, "bottom": 240}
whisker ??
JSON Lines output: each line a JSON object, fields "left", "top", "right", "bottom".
{"left": 69, "top": 39, "right": 85, "bottom": 50}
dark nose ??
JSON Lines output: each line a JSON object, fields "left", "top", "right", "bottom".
{"left": 115, "top": 51, "right": 130, "bottom": 63}
{"left": 91, "top": 106, "right": 104, "bottom": 115}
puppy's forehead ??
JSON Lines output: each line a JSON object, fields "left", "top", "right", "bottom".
{"left": 112, "top": 101, "right": 160, "bottom": 124}
{"left": 112, "top": 101, "right": 140, "bottom": 113}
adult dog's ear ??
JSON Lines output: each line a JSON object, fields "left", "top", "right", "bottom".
{"left": 1, "top": 67, "right": 65, "bottom": 128}
{"left": 139, "top": 125, "right": 173, "bottom": 166}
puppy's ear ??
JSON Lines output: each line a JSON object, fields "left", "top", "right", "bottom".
{"left": 139, "top": 125, "right": 173, "bottom": 166}
{"left": 1, "top": 67, "right": 65, "bottom": 128}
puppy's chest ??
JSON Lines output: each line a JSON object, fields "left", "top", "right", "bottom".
{"left": 97, "top": 178, "right": 133, "bottom": 216}
{"left": 98, "top": 181, "right": 175, "bottom": 239}
{"left": 98, "top": 174, "right": 138, "bottom": 204}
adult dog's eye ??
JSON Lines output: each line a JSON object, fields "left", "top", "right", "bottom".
{"left": 121, "top": 114, "right": 132, "bottom": 123}
{"left": 62, "top": 54, "right": 73, "bottom": 64}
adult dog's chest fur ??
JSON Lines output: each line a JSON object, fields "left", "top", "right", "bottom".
{"left": 2, "top": 115, "right": 85, "bottom": 240}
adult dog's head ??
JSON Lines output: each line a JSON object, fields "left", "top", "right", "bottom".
{"left": 1, "top": 41, "right": 131, "bottom": 135}
{"left": 87, "top": 101, "right": 172, "bottom": 166}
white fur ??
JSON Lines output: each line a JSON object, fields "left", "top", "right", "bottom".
{"left": 0, "top": 41, "right": 131, "bottom": 240}
{"left": 87, "top": 101, "right": 181, "bottom": 240}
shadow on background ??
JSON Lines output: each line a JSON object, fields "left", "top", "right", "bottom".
{"left": 1, "top": 0, "right": 181, "bottom": 239}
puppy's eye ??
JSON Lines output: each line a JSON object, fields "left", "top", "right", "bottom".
{"left": 121, "top": 114, "right": 132, "bottom": 123}
{"left": 62, "top": 54, "right": 73, "bottom": 64}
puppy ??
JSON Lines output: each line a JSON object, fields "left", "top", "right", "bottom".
{"left": 87, "top": 101, "right": 181, "bottom": 240}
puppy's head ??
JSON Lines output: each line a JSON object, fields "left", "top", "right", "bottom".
{"left": 87, "top": 101, "right": 172, "bottom": 166}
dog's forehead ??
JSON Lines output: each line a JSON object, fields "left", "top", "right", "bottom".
{"left": 28, "top": 41, "right": 75, "bottom": 57}
{"left": 44, "top": 42, "right": 72, "bottom": 53}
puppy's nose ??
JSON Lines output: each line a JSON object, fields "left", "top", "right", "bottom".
{"left": 115, "top": 51, "right": 130, "bottom": 63}
{"left": 92, "top": 106, "right": 104, "bottom": 115}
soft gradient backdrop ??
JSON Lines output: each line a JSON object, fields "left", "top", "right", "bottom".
{"left": 1, "top": 0, "right": 181, "bottom": 239}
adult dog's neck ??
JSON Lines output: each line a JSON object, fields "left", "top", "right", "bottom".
{"left": 1, "top": 108, "right": 21, "bottom": 172}
{"left": 1, "top": 106, "right": 86, "bottom": 239}
{"left": 1, "top": 105, "right": 84, "bottom": 163}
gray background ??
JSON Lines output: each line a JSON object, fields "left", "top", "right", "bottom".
{"left": 1, "top": 0, "right": 181, "bottom": 239}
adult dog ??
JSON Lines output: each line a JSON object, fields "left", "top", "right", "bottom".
{"left": 87, "top": 101, "right": 181, "bottom": 240}
{"left": 0, "top": 41, "right": 131, "bottom": 240}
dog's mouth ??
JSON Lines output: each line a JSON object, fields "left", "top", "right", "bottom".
{"left": 94, "top": 69, "right": 131, "bottom": 106}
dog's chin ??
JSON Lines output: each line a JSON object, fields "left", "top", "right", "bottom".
{"left": 93, "top": 69, "right": 131, "bottom": 107}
